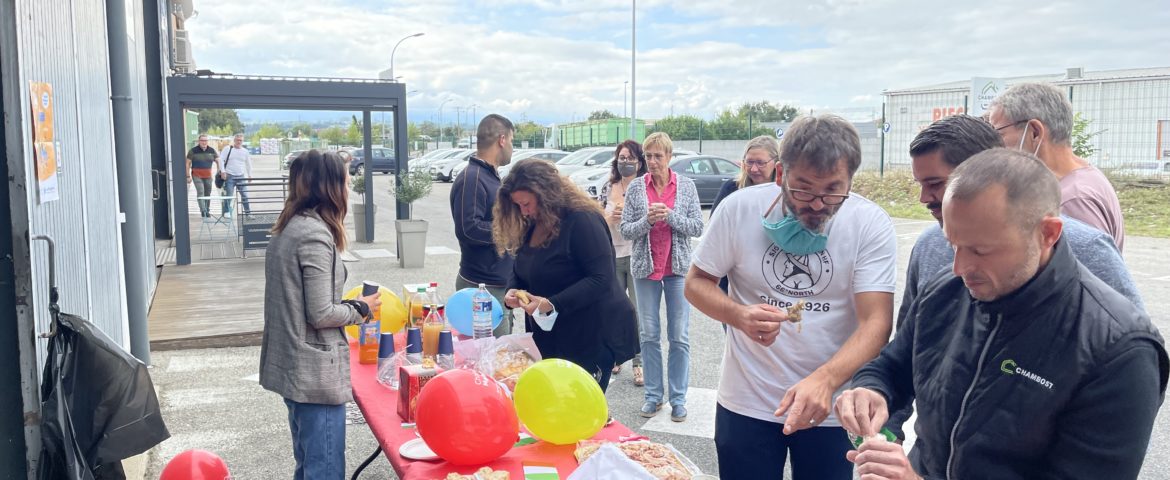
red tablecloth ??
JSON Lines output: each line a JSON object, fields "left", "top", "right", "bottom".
{"left": 349, "top": 347, "right": 637, "bottom": 479}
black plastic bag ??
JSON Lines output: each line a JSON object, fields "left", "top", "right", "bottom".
{"left": 38, "top": 312, "right": 169, "bottom": 480}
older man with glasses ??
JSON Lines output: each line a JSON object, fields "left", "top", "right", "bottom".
{"left": 986, "top": 82, "right": 1125, "bottom": 252}
{"left": 685, "top": 115, "right": 897, "bottom": 479}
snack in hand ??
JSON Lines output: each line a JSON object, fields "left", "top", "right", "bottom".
{"left": 787, "top": 300, "right": 806, "bottom": 333}
{"left": 516, "top": 290, "right": 531, "bottom": 307}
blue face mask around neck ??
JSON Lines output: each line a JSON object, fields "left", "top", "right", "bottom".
{"left": 760, "top": 189, "right": 829, "bottom": 255}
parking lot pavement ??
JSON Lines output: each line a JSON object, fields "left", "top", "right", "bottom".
{"left": 147, "top": 179, "right": 1170, "bottom": 478}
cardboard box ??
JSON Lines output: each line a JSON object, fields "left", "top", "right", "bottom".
{"left": 398, "top": 364, "right": 443, "bottom": 423}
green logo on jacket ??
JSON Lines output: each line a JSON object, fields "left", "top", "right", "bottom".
{"left": 1000, "top": 358, "right": 1054, "bottom": 389}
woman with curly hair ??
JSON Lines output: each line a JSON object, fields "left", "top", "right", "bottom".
{"left": 495, "top": 159, "right": 639, "bottom": 391}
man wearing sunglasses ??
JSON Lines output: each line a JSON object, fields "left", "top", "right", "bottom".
{"left": 986, "top": 82, "right": 1125, "bottom": 252}
{"left": 685, "top": 114, "right": 896, "bottom": 479}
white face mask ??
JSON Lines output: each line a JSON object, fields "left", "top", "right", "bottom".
{"left": 1018, "top": 123, "right": 1042, "bottom": 156}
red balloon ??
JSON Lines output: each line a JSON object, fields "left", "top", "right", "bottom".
{"left": 415, "top": 369, "right": 519, "bottom": 465}
{"left": 160, "top": 449, "right": 231, "bottom": 480}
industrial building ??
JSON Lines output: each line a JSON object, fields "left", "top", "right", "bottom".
{"left": 881, "top": 67, "right": 1170, "bottom": 177}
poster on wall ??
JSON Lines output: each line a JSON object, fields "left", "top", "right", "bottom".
{"left": 29, "top": 81, "right": 59, "bottom": 203}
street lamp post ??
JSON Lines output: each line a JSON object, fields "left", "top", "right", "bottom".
{"left": 439, "top": 98, "right": 453, "bottom": 147}
{"left": 466, "top": 103, "right": 478, "bottom": 147}
{"left": 624, "top": 80, "right": 629, "bottom": 119}
{"left": 389, "top": 32, "right": 424, "bottom": 83}
{"left": 630, "top": 0, "right": 636, "bottom": 139}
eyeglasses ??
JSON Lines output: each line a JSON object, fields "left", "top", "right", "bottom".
{"left": 992, "top": 119, "right": 1028, "bottom": 132}
{"left": 617, "top": 155, "right": 638, "bottom": 164}
{"left": 785, "top": 182, "right": 850, "bottom": 205}
{"left": 744, "top": 160, "right": 773, "bottom": 169}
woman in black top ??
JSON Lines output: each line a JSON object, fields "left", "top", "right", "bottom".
{"left": 494, "top": 159, "right": 639, "bottom": 391}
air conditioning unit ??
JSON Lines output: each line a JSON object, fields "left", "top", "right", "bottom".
{"left": 173, "top": 29, "right": 195, "bottom": 73}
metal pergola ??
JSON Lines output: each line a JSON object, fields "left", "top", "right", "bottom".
{"left": 166, "top": 74, "right": 409, "bottom": 265}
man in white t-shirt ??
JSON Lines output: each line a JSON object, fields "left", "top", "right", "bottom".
{"left": 684, "top": 114, "right": 897, "bottom": 479}
{"left": 217, "top": 133, "right": 254, "bottom": 215}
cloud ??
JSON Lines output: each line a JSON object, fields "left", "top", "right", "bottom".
{"left": 184, "top": 0, "right": 1170, "bottom": 125}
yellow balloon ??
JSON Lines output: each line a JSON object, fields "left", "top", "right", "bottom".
{"left": 342, "top": 286, "right": 408, "bottom": 340}
{"left": 513, "top": 359, "right": 608, "bottom": 445}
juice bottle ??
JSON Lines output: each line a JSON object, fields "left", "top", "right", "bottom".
{"left": 422, "top": 305, "right": 444, "bottom": 359}
{"left": 409, "top": 286, "right": 428, "bottom": 329}
{"left": 358, "top": 281, "right": 381, "bottom": 365}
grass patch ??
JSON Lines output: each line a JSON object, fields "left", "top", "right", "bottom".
{"left": 852, "top": 171, "right": 1170, "bottom": 238}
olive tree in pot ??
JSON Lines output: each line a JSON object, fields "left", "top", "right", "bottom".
{"left": 391, "top": 169, "right": 434, "bottom": 268}
{"left": 350, "top": 175, "right": 375, "bottom": 243}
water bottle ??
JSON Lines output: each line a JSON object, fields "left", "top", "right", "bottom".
{"left": 472, "top": 283, "right": 494, "bottom": 339}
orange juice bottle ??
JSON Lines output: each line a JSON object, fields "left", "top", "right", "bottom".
{"left": 409, "top": 287, "right": 428, "bottom": 329}
{"left": 358, "top": 281, "right": 381, "bottom": 364}
{"left": 422, "top": 305, "right": 444, "bottom": 359}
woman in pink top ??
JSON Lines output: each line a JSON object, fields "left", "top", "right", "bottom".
{"left": 602, "top": 140, "right": 648, "bottom": 385}
{"left": 619, "top": 132, "right": 704, "bottom": 422}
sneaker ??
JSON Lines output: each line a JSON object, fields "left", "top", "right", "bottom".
{"left": 639, "top": 401, "right": 663, "bottom": 418}
{"left": 671, "top": 405, "right": 687, "bottom": 422}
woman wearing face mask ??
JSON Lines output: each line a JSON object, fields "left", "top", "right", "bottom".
{"left": 620, "top": 132, "right": 704, "bottom": 423}
{"left": 600, "top": 140, "right": 649, "bottom": 385}
{"left": 496, "top": 159, "right": 639, "bottom": 392}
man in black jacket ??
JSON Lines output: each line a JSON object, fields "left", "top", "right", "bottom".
{"left": 836, "top": 148, "right": 1168, "bottom": 480}
{"left": 451, "top": 113, "right": 515, "bottom": 336}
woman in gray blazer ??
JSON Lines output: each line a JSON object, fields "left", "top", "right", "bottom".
{"left": 619, "top": 132, "right": 704, "bottom": 423}
{"left": 260, "top": 150, "right": 381, "bottom": 480}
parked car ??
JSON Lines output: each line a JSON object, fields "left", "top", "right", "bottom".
{"left": 495, "top": 149, "right": 570, "bottom": 178}
{"left": 429, "top": 150, "right": 475, "bottom": 182}
{"left": 411, "top": 148, "right": 456, "bottom": 170}
{"left": 348, "top": 147, "right": 397, "bottom": 175}
{"left": 569, "top": 149, "right": 703, "bottom": 199}
{"left": 281, "top": 150, "right": 307, "bottom": 170}
{"left": 669, "top": 155, "right": 741, "bottom": 205}
{"left": 555, "top": 146, "right": 617, "bottom": 177}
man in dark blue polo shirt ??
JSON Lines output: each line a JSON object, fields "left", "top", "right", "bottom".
{"left": 450, "top": 114, "right": 515, "bottom": 336}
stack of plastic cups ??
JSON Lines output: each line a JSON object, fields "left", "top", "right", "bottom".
{"left": 378, "top": 332, "right": 397, "bottom": 389}
{"left": 436, "top": 330, "right": 454, "bottom": 370}
{"left": 405, "top": 327, "right": 423, "bottom": 366}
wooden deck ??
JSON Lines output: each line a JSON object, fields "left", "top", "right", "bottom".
{"left": 148, "top": 256, "right": 267, "bottom": 349}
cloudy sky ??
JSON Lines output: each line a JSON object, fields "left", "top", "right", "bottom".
{"left": 185, "top": 0, "right": 1170, "bottom": 125}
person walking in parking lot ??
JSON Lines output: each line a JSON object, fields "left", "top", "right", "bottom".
{"left": 187, "top": 134, "right": 218, "bottom": 217}
{"left": 620, "top": 132, "right": 704, "bottom": 422}
{"left": 451, "top": 114, "right": 516, "bottom": 336}
{"left": 601, "top": 139, "right": 648, "bottom": 385}
{"left": 217, "top": 133, "right": 253, "bottom": 215}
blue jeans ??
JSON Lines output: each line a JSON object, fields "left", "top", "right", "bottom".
{"left": 634, "top": 275, "right": 689, "bottom": 406}
{"left": 284, "top": 399, "right": 346, "bottom": 480}
{"left": 222, "top": 174, "right": 250, "bottom": 214}
{"left": 715, "top": 403, "right": 853, "bottom": 479}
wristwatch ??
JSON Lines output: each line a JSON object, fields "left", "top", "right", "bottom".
{"left": 342, "top": 299, "right": 371, "bottom": 320}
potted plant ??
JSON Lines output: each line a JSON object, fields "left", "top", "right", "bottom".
{"left": 392, "top": 169, "right": 434, "bottom": 268}
{"left": 350, "top": 175, "right": 375, "bottom": 243}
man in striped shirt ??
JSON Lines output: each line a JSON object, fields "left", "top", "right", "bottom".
{"left": 186, "top": 134, "right": 218, "bottom": 217}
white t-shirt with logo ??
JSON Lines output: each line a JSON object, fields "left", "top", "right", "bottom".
{"left": 691, "top": 183, "right": 897, "bottom": 426}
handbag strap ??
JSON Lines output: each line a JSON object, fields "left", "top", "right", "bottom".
{"left": 223, "top": 147, "right": 233, "bottom": 172}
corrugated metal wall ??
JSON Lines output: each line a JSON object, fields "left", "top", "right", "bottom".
{"left": 15, "top": 0, "right": 128, "bottom": 365}
{"left": 882, "top": 77, "right": 1170, "bottom": 174}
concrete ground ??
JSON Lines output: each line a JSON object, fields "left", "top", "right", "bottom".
{"left": 144, "top": 177, "right": 1170, "bottom": 479}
